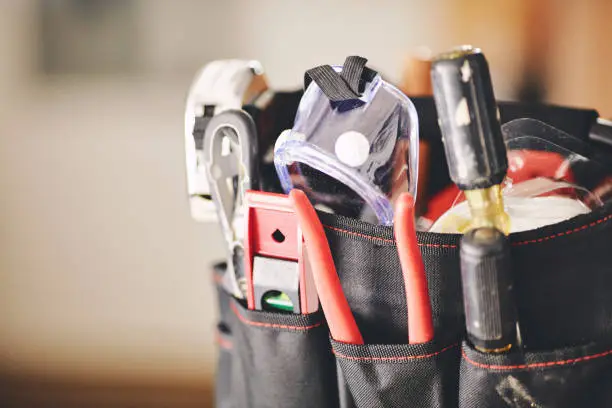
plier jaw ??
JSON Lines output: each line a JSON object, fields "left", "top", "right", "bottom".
{"left": 203, "top": 110, "right": 260, "bottom": 299}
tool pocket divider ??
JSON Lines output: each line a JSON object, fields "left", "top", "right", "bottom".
{"left": 227, "top": 297, "right": 339, "bottom": 408}
{"left": 331, "top": 339, "right": 460, "bottom": 408}
{"left": 459, "top": 340, "right": 612, "bottom": 408}
{"left": 212, "top": 263, "right": 235, "bottom": 408}
{"left": 215, "top": 323, "right": 234, "bottom": 408}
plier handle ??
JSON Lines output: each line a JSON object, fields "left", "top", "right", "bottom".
{"left": 290, "top": 189, "right": 434, "bottom": 345}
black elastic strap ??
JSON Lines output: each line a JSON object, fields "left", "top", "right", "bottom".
{"left": 341, "top": 55, "right": 368, "bottom": 94}
{"left": 304, "top": 65, "right": 360, "bottom": 101}
{"left": 304, "top": 56, "right": 377, "bottom": 102}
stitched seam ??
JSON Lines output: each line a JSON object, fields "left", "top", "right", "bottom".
{"left": 461, "top": 347, "right": 612, "bottom": 371}
{"left": 333, "top": 343, "right": 458, "bottom": 362}
{"left": 215, "top": 332, "right": 233, "bottom": 350}
{"left": 324, "top": 225, "right": 395, "bottom": 244}
{"left": 323, "top": 213, "right": 612, "bottom": 248}
{"left": 512, "top": 214, "right": 612, "bottom": 246}
{"left": 323, "top": 225, "right": 457, "bottom": 248}
{"left": 230, "top": 301, "right": 322, "bottom": 331}
{"left": 212, "top": 272, "right": 224, "bottom": 284}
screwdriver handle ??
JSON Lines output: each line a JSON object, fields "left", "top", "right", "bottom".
{"left": 431, "top": 46, "right": 508, "bottom": 191}
{"left": 460, "top": 227, "right": 519, "bottom": 353}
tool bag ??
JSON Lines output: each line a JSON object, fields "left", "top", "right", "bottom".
{"left": 211, "top": 99, "right": 612, "bottom": 408}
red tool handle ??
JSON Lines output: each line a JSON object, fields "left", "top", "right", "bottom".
{"left": 289, "top": 189, "right": 364, "bottom": 345}
{"left": 395, "top": 193, "right": 434, "bottom": 344}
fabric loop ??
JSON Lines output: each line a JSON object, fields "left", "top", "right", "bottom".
{"left": 304, "top": 55, "right": 377, "bottom": 102}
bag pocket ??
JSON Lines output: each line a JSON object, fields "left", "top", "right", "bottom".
{"left": 212, "top": 263, "right": 235, "bottom": 408}
{"left": 229, "top": 298, "right": 339, "bottom": 408}
{"left": 216, "top": 323, "right": 234, "bottom": 408}
{"left": 332, "top": 339, "right": 461, "bottom": 408}
{"left": 459, "top": 341, "right": 612, "bottom": 408}
{"left": 213, "top": 262, "right": 233, "bottom": 327}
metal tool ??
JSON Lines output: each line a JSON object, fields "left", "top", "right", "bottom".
{"left": 203, "top": 110, "right": 259, "bottom": 298}
{"left": 185, "top": 60, "right": 267, "bottom": 222}
{"left": 431, "top": 46, "right": 510, "bottom": 234}
{"left": 243, "top": 191, "right": 318, "bottom": 314}
{"left": 460, "top": 227, "right": 520, "bottom": 353}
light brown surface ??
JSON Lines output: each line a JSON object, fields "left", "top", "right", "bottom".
{"left": 0, "top": 374, "right": 213, "bottom": 408}
{"left": 400, "top": 55, "right": 433, "bottom": 96}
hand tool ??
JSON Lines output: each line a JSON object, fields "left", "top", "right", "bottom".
{"left": 185, "top": 60, "right": 267, "bottom": 222}
{"left": 243, "top": 191, "right": 318, "bottom": 314}
{"left": 286, "top": 179, "right": 433, "bottom": 344}
{"left": 394, "top": 192, "right": 434, "bottom": 344}
{"left": 460, "top": 227, "right": 520, "bottom": 353}
{"left": 289, "top": 189, "right": 364, "bottom": 343}
{"left": 203, "top": 109, "right": 259, "bottom": 299}
{"left": 431, "top": 46, "right": 510, "bottom": 234}
{"left": 432, "top": 46, "right": 520, "bottom": 353}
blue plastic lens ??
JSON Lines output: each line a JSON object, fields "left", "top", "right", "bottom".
{"left": 274, "top": 66, "right": 419, "bottom": 225}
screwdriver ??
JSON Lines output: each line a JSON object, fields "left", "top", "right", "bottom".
{"left": 431, "top": 46, "right": 510, "bottom": 234}
{"left": 460, "top": 227, "right": 520, "bottom": 353}
{"left": 431, "top": 46, "right": 520, "bottom": 353}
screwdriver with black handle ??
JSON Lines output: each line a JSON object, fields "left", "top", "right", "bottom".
{"left": 431, "top": 46, "right": 521, "bottom": 353}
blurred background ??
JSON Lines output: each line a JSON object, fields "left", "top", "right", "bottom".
{"left": 0, "top": 0, "right": 610, "bottom": 406}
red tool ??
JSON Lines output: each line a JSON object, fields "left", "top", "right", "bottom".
{"left": 289, "top": 189, "right": 364, "bottom": 344}
{"left": 394, "top": 192, "right": 434, "bottom": 344}
{"left": 244, "top": 191, "right": 318, "bottom": 314}
{"left": 291, "top": 189, "right": 434, "bottom": 345}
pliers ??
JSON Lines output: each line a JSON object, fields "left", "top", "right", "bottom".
{"left": 290, "top": 189, "right": 433, "bottom": 344}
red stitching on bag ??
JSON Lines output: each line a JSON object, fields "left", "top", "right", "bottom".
{"left": 333, "top": 343, "right": 458, "bottom": 362}
{"left": 461, "top": 347, "right": 612, "bottom": 371}
{"left": 216, "top": 332, "right": 233, "bottom": 350}
{"left": 324, "top": 225, "right": 395, "bottom": 243}
{"left": 212, "top": 271, "right": 224, "bottom": 284}
{"left": 323, "top": 225, "right": 458, "bottom": 248}
{"left": 512, "top": 214, "right": 612, "bottom": 246}
{"left": 230, "top": 301, "right": 323, "bottom": 331}
{"left": 323, "top": 213, "right": 612, "bottom": 248}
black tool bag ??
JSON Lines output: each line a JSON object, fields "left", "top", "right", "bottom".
{"left": 211, "top": 100, "right": 612, "bottom": 408}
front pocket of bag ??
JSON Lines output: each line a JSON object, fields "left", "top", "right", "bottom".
{"left": 216, "top": 323, "right": 234, "bottom": 408}
{"left": 229, "top": 298, "right": 339, "bottom": 408}
{"left": 331, "top": 339, "right": 461, "bottom": 408}
{"left": 459, "top": 341, "right": 612, "bottom": 408}
{"left": 212, "top": 262, "right": 235, "bottom": 408}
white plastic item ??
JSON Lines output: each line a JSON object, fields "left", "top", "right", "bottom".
{"left": 430, "top": 195, "right": 591, "bottom": 234}
{"left": 184, "top": 60, "right": 266, "bottom": 222}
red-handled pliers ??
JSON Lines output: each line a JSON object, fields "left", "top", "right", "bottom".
{"left": 290, "top": 189, "right": 434, "bottom": 345}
